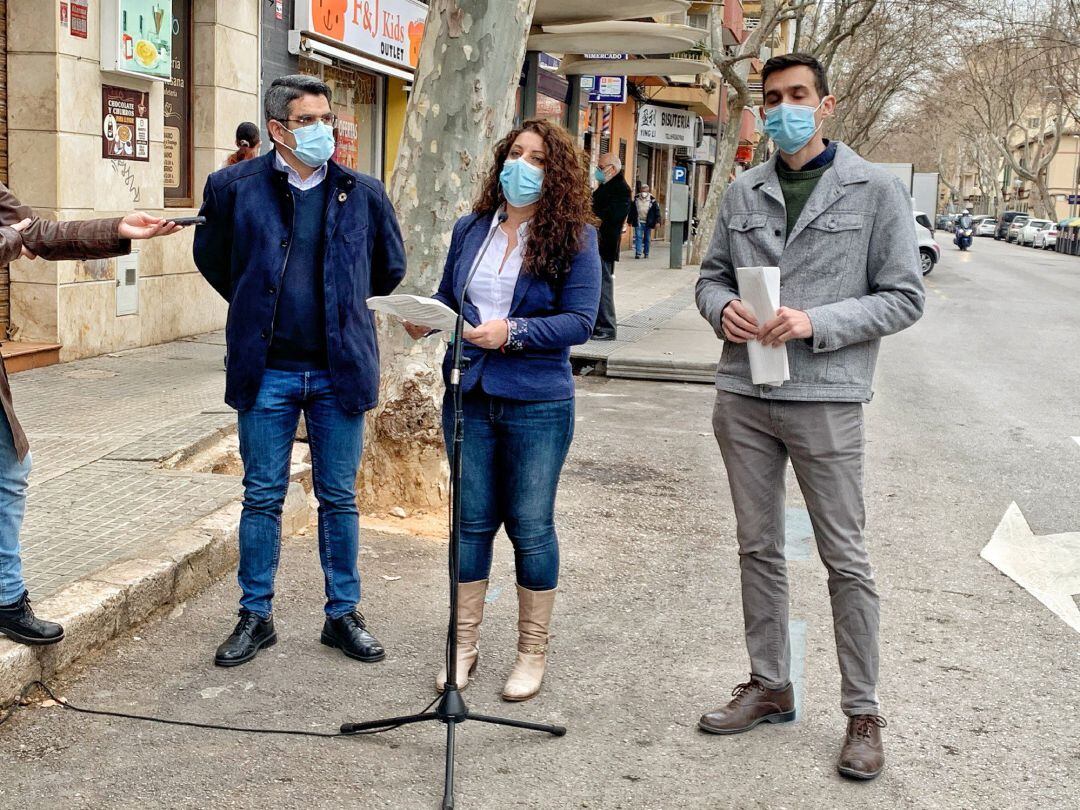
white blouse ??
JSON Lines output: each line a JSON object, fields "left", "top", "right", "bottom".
{"left": 466, "top": 216, "right": 528, "bottom": 323}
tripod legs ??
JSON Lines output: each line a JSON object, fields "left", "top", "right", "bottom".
{"left": 443, "top": 720, "right": 456, "bottom": 809}
{"left": 466, "top": 712, "right": 566, "bottom": 736}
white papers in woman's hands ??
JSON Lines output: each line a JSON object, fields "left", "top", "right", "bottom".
{"left": 366, "top": 294, "right": 474, "bottom": 332}
{"left": 735, "top": 266, "right": 790, "bottom": 387}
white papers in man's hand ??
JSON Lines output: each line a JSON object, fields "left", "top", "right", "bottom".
{"left": 735, "top": 266, "right": 790, "bottom": 387}
{"left": 366, "top": 295, "right": 474, "bottom": 332}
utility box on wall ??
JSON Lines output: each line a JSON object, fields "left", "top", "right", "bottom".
{"left": 116, "top": 251, "right": 139, "bottom": 316}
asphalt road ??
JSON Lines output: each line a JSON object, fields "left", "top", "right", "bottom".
{"left": 2, "top": 238, "right": 1078, "bottom": 809}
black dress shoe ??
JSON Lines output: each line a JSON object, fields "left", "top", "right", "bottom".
{"left": 591, "top": 332, "right": 617, "bottom": 341}
{"left": 0, "top": 591, "right": 64, "bottom": 646}
{"left": 321, "top": 612, "right": 385, "bottom": 662}
{"left": 214, "top": 611, "right": 276, "bottom": 667}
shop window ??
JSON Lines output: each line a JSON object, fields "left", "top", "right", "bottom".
{"left": 301, "top": 60, "right": 382, "bottom": 178}
{"left": 164, "top": 0, "right": 192, "bottom": 206}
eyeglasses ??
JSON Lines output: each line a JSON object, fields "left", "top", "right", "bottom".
{"left": 277, "top": 113, "right": 338, "bottom": 128}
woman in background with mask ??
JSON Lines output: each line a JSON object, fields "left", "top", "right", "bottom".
{"left": 404, "top": 119, "right": 600, "bottom": 702}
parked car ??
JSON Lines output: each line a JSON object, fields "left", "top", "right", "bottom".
{"left": 937, "top": 214, "right": 956, "bottom": 232}
{"left": 976, "top": 217, "right": 998, "bottom": 236}
{"left": 995, "top": 210, "right": 1024, "bottom": 240}
{"left": 1033, "top": 223, "right": 1059, "bottom": 249}
{"left": 1018, "top": 218, "right": 1052, "bottom": 246}
{"left": 914, "top": 211, "right": 940, "bottom": 275}
{"left": 1007, "top": 215, "right": 1030, "bottom": 243}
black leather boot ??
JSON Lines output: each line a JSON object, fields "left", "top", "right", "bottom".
{"left": 0, "top": 591, "right": 64, "bottom": 645}
{"left": 214, "top": 611, "right": 276, "bottom": 667}
{"left": 321, "top": 612, "right": 385, "bottom": 662}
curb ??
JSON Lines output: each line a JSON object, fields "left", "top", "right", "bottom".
{"left": 0, "top": 481, "right": 311, "bottom": 708}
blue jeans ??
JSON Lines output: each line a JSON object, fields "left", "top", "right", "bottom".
{"left": 443, "top": 393, "right": 574, "bottom": 590}
{"left": 0, "top": 412, "right": 31, "bottom": 605}
{"left": 634, "top": 225, "right": 652, "bottom": 256}
{"left": 237, "top": 369, "right": 364, "bottom": 619}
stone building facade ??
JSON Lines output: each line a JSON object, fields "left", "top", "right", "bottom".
{"left": 3, "top": 0, "right": 260, "bottom": 361}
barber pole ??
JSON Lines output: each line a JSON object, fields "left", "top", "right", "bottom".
{"left": 601, "top": 105, "right": 612, "bottom": 135}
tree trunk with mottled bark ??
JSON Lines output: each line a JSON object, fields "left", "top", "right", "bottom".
{"left": 690, "top": 2, "right": 781, "bottom": 264}
{"left": 357, "top": 0, "right": 537, "bottom": 514}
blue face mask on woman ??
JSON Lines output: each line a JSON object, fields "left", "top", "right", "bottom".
{"left": 763, "top": 100, "right": 825, "bottom": 155}
{"left": 279, "top": 121, "right": 336, "bottom": 168}
{"left": 500, "top": 157, "right": 544, "bottom": 207}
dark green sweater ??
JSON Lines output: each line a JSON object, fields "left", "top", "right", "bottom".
{"left": 777, "top": 162, "right": 831, "bottom": 239}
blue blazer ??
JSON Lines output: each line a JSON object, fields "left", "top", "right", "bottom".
{"left": 433, "top": 213, "right": 601, "bottom": 401}
{"left": 193, "top": 151, "right": 406, "bottom": 413}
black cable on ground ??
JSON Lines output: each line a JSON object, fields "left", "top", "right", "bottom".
{"left": 0, "top": 680, "right": 439, "bottom": 738}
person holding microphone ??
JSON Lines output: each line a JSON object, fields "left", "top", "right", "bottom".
{"left": 0, "top": 187, "right": 181, "bottom": 645}
{"left": 404, "top": 119, "right": 600, "bottom": 701}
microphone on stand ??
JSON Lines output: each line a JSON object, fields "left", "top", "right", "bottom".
{"left": 450, "top": 210, "right": 509, "bottom": 385}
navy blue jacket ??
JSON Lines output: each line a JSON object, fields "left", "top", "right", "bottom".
{"left": 193, "top": 152, "right": 406, "bottom": 413}
{"left": 433, "top": 213, "right": 601, "bottom": 401}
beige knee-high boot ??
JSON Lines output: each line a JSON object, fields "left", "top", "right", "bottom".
{"left": 435, "top": 579, "right": 487, "bottom": 693}
{"left": 501, "top": 585, "right": 556, "bottom": 702}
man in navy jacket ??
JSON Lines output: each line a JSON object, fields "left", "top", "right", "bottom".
{"left": 193, "top": 75, "right": 406, "bottom": 668}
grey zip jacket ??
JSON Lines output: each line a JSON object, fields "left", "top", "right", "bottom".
{"left": 696, "top": 142, "right": 925, "bottom": 403}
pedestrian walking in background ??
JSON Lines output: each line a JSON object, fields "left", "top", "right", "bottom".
{"left": 590, "top": 152, "right": 631, "bottom": 340}
{"left": 0, "top": 188, "right": 181, "bottom": 646}
{"left": 194, "top": 75, "right": 406, "bottom": 669}
{"left": 404, "top": 119, "right": 600, "bottom": 702}
{"left": 222, "top": 122, "right": 261, "bottom": 168}
{"left": 627, "top": 184, "right": 661, "bottom": 259}
{"left": 695, "top": 53, "right": 925, "bottom": 781}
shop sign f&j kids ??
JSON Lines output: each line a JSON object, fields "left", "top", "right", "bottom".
{"left": 299, "top": 0, "right": 427, "bottom": 70}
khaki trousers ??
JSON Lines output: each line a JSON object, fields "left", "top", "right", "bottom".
{"left": 712, "top": 389, "right": 880, "bottom": 716}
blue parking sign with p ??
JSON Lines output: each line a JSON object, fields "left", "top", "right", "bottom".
{"left": 673, "top": 166, "right": 688, "bottom": 184}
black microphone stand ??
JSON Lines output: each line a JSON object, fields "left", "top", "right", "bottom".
{"left": 339, "top": 211, "right": 565, "bottom": 809}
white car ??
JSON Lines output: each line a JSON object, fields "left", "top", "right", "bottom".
{"left": 1017, "top": 218, "right": 1053, "bottom": 246}
{"left": 1033, "top": 223, "right": 1059, "bottom": 249}
{"left": 913, "top": 211, "right": 940, "bottom": 275}
{"left": 976, "top": 218, "right": 997, "bottom": 237}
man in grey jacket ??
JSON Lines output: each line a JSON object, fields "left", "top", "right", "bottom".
{"left": 695, "top": 54, "right": 924, "bottom": 781}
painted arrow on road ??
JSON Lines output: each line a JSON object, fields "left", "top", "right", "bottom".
{"left": 981, "top": 503, "right": 1080, "bottom": 634}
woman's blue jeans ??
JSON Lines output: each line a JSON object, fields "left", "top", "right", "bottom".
{"left": 237, "top": 369, "right": 364, "bottom": 619}
{"left": 0, "top": 412, "right": 31, "bottom": 605}
{"left": 443, "top": 392, "right": 574, "bottom": 591}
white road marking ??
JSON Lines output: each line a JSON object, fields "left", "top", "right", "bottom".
{"left": 981, "top": 502, "right": 1080, "bottom": 634}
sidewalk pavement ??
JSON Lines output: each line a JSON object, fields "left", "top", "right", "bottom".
{"left": 572, "top": 245, "right": 720, "bottom": 383}
{"left": 0, "top": 332, "right": 310, "bottom": 704}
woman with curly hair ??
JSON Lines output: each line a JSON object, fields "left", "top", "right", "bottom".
{"left": 404, "top": 118, "right": 600, "bottom": 701}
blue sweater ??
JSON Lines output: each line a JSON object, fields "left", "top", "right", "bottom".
{"left": 268, "top": 182, "right": 329, "bottom": 370}
{"left": 433, "top": 213, "right": 601, "bottom": 401}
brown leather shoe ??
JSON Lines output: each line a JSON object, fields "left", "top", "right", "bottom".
{"left": 838, "top": 715, "right": 887, "bottom": 780}
{"left": 698, "top": 679, "right": 796, "bottom": 735}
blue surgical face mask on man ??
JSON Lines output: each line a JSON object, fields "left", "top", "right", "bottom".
{"left": 594, "top": 166, "right": 609, "bottom": 184}
{"left": 500, "top": 157, "right": 544, "bottom": 207}
{"left": 763, "top": 100, "right": 826, "bottom": 155}
{"left": 278, "top": 121, "right": 336, "bottom": 168}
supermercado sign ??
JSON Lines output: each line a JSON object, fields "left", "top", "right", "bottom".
{"left": 637, "top": 104, "right": 695, "bottom": 148}
{"left": 299, "top": 0, "right": 427, "bottom": 70}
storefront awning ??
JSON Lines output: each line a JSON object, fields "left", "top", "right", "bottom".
{"left": 534, "top": 0, "right": 691, "bottom": 25}
{"left": 527, "top": 22, "right": 704, "bottom": 54}
{"left": 559, "top": 57, "right": 709, "bottom": 78}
